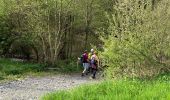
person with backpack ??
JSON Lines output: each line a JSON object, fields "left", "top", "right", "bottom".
{"left": 81, "top": 50, "right": 89, "bottom": 76}
{"left": 90, "top": 51, "right": 99, "bottom": 79}
{"left": 88, "top": 49, "right": 94, "bottom": 73}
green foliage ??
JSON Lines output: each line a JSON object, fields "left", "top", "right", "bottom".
{"left": 101, "top": 0, "right": 170, "bottom": 78}
{"left": 51, "top": 59, "right": 83, "bottom": 73}
{"left": 0, "top": 15, "right": 13, "bottom": 55}
{"left": 0, "top": 58, "right": 82, "bottom": 81}
{"left": 0, "top": 0, "right": 169, "bottom": 77}
{"left": 42, "top": 74, "right": 170, "bottom": 100}
{"left": 0, "top": 72, "right": 5, "bottom": 80}
{"left": 0, "top": 0, "right": 4, "bottom": 15}
{"left": 0, "top": 58, "right": 45, "bottom": 80}
{"left": 0, "top": 0, "right": 106, "bottom": 64}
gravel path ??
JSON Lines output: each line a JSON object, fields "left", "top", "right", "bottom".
{"left": 0, "top": 74, "right": 100, "bottom": 100}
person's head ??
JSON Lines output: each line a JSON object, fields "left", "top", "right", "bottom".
{"left": 84, "top": 50, "right": 88, "bottom": 53}
{"left": 91, "top": 49, "right": 94, "bottom": 53}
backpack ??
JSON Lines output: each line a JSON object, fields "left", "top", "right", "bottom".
{"left": 91, "top": 56, "right": 97, "bottom": 65}
{"left": 91, "top": 57, "right": 97, "bottom": 69}
{"left": 81, "top": 53, "right": 88, "bottom": 63}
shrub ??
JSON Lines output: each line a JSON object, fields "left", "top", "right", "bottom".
{"left": 101, "top": 0, "right": 170, "bottom": 78}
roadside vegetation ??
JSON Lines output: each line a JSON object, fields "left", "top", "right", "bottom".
{"left": 0, "top": 0, "right": 170, "bottom": 99}
{"left": 0, "top": 58, "right": 82, "bottom": 82}
{"left": 43, "top": 74, "right": 170, "bottom": 100}
{"left": 42, "top": 0, "right": 170, "bottom": 99}
{"left": 0, "top": 58, "right": 49, "bottom": 82}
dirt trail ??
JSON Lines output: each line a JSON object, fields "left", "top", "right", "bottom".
{"left": 0, "top": 74, "right": 100, "bottom": 100}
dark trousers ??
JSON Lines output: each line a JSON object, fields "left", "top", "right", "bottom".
{"left": 87, "top": 66, "right": 92, "bottom": 73}
{"left": 92, "top": 68, "right": 97, "bottom": 78}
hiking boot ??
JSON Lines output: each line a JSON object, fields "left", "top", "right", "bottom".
{"left": 81, "top": 73, "right": 84, "bottom": 77}
{"left": 92, "top": 76, "right": 96, "bottom": 79}
{"left": 86, "top": 73, "right": 88, "bottom": 75}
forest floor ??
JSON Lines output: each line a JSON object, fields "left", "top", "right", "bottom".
{"left": 0, "top": 73, "right": 101, "bottom": 100}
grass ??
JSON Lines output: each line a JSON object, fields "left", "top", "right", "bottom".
{"left": 42, "top": 74, "right": 170, "bottom": 100}
{"left": 0, "top": 58, "right": 83, "bottom": 82}
{"left": 0, "top": 58, "right": 47, "bottom": 82}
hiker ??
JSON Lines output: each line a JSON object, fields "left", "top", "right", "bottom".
{"left": 90, "top": 51, "right": 99, "bottom": 79}
{"left": 81, "top": 50, "right": 89, "bottom": 76}
{"left": 88, "top": 49, "right": 94, "bottom": 73}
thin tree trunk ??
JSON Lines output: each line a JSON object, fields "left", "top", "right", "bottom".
{"left": 53, "top": 0, "right": 63, "bottom": 64}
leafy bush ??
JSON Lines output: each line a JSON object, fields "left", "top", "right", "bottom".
{"left": 101, "top": 0, "right": 170, "bottom": 78}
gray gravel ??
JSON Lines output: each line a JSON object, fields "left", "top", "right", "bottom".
{"left": 0, "top": 74, "right": 100, "bottom": 100}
